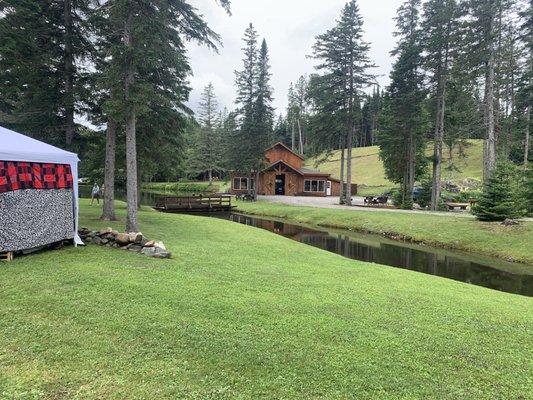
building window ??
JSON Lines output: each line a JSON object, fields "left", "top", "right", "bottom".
{"left": 304, "top": 179, "right": 326, "bottom": 193}
{"left": 233, "top": 177, "right": 253, "bottom": 190}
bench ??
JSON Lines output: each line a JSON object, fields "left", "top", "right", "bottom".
{"left": 445, "top": 202, "right": 469, "bottom": 211}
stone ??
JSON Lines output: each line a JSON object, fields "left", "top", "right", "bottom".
{"left": 141, "top": 247, "right": 157, "bottom": 257}
{"left": 153, "top": 247, "right": 171, "bottom": 259}
{"left": 154, "top": 250, "right": 171, "bottom": 259}
{"left": 502, "top": 219, "right": 519, "bottom": 226}
{"left": 91, "top": 236, "right": 102, "bottom": 245}
{"left": 99, "top": 227, "right": 113, "bottom": 236}
{"left": 129, "top": 244, "right": 143, "bottom": 252}
{"left": 116, "top": 233, "right": 130, "bottom": 245}
{"left": 154, "top": 241, "right": 166, "bottom": 251}
{"left": 101, "top": 239, "right": 109, "bottom": 245}
{"left": 111, "top": 230, "right": 119, "bottom": 236}
{"left": 144, "top": 240, "right": 155, "bottom": 248}
{"left": 128, "top": 232, "right": 143, "bottom": 244}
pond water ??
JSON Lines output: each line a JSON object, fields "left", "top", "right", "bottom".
{"left": 216, "top": 213, "right": 533, "bottom": 297}
{"left": 78, "top": 186, "right": 533, "bottom": 296}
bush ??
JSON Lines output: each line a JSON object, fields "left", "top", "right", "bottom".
{"left": 526, "top": 168, "right": 533, "bottom": 217}
{"left": 416, "top": 177, "right": 432, "bottom": 208}
{"left": 472, "top": 161, "right": 527, "bottom": 221}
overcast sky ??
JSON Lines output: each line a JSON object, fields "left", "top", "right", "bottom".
{"left": 185, "top": 0, "right": 398, "bottom": 116}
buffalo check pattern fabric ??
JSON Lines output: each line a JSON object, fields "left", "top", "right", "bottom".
{"left": 0, "top": 161, "right": 73, "bottom": 193}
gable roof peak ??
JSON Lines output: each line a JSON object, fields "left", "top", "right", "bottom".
{"left": 266, "top": 142, "right": 305, "bottom": 160}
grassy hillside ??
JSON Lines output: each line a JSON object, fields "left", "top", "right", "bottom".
{"left": 306, "top": 139, "right": 484, "bottom": 195}
{"left": 0, "top": 200, "right": 532, "bottom": 398}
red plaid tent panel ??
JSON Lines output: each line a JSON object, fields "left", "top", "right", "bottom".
{"left": 0, "top": 161, "right": 73, "bottom": 193}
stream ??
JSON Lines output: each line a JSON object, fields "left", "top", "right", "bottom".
{"left": 79, "top": 186, "right": 533, "bottom": 296}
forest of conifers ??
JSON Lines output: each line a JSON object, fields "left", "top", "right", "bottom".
{"left": 1, "top": 0, "right": 531, "bottom": 226}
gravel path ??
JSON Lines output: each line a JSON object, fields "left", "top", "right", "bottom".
{"left": 259, "top": 195, "right": 533, "bottom": 221}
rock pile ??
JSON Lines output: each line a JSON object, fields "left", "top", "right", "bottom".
{"left": 78, "top": 228, "right": 171, "bottom": 259}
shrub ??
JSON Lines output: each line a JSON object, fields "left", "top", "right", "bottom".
{"left": 472, "top": 161, "right": 527, "bottom": 221}
{"left": 526, "top": 168, "right": 533, "bottom": 217}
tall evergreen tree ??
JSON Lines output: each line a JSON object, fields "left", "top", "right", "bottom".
{"left": 188, "top": 83, "right": 222, "bottom": 183}
{"left": 232, "top": 25, "right": 273, "bottom": 199}
{"left": 0, "top": 0, "right": 92, "bottom": 148}
{"left": 310, "top": 0, "right": 375, "bottom": 205}
{"left": 379, "top": 0, "right": 428, "bottom": 209}
{"left": 99, "top": 0, "right": 228, "bottom": 232}
{"left": 464, "top": 0, "right": 514, "bottom": 179}
{"left": 421, "top": 0, "right": 459, "bottom": 210}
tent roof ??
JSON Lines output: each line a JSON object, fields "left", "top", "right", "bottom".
{"left": 0, "top": 125, "right": 79, "bottom": 164}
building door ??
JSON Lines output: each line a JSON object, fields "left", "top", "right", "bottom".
{"left": 275, "top": 174, "right": 285, "bottom": 195}
{"left": 326, "top": 181, "right": 332, "bottom": 196}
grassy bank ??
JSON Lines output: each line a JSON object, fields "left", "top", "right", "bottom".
{"left": 142, "top": 180, "right": 230, "bottom": 194}
{"left": 235, "top": 200, "right": 533, "bottom": 264}
{"left": 1, "top": 200, "right": 532, "bottom": 398}
{"left": 306, "top": 139, "right": 483, "bottom": 195}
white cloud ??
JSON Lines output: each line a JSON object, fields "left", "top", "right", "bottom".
{"left": 186, "top": 0, "right": 398, "bottom": 115}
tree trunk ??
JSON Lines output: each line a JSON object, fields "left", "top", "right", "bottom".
{"left": 63, "top": 0, "right": 75, "bottom": 147}
{"left": 339, "top": 137, "right": 345, "bottom": 205}
{"left": 101, "top": 118, "right": 117, "bottom": 221}
{"left": 483, "top": 45, "right": 497, "bottom": 179}
{"left": 254, "top": 169, "right": 259, "bottom": 200}
{"left": 208, "top": 169, "right": 213, "bottom": 185}
{"left": 345, "top": 128, "right": 353, "bottom": 206}
{"left": 431, "top": 75, "right": 446, "bottom": 211}
{"left": 525, "top": 104, "right": 531, "bottom": 169}
{"left": 291, "top": 121, "right": 296, "bottom": 150}
{"left": 297, "top": 118, "right": 304, "bottom": 155}
{"left": 402, "top": 130, "right": 415, "bottom": 209}
{"left": 124, "top": 10, "right": 138, "bottom": 232}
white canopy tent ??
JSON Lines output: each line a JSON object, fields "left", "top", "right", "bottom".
{"left": 0, "top": 125, "right": 82, "bottom": 246}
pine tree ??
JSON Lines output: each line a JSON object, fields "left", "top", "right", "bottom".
{"left": 421, "top": 0, "right": 459, "bottom": 210}
{"left": 188, "top": 83, "right": 222, "bottom": 183}
{"left": 379, "top": 0, "right": 428, "bottom": 209}
{"left": 251, "top": 39, "right": 274, "bottom": 199}
{"left": 310, "top": 0, "right": 375, "bottom": 205}
{"left": 98, "top": 0, "right": 228, "bottom": 232}
{"left": 232, "top": 25, "right": 273, "bottom": 199}
{"left": 0, "top": 0, "right": 92, "bottom": 148}
{"left": 472, "top": 161, "right": 526, "bottom": 220}
{"left": 464, "top": 0, "right": 515, "bottom": 179}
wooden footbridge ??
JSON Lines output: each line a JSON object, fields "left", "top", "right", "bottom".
{"left": 154, "top": 194, "right": 234, "bottom": 213}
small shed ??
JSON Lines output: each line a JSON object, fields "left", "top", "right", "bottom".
{"left": 0, "top": 126, "right": 82, "bottom": 253}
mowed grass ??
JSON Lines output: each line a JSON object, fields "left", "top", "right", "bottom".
{"left": 306, "top": 139, "right": 484, "bottom": 195}
{"left": 235, "top": 200, "right": 533, "bottom": 264}
{"left": 0, "top": 200, "right": 532, "bottom": 399}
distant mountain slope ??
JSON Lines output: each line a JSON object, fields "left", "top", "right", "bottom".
{"left": 305, "top": 139, "right": 483, "bottom": 194}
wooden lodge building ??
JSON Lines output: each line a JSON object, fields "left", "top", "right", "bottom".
{"left": 230, "top": 142, "right": 357, "bottom": 197}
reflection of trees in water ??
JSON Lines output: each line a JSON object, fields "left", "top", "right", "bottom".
{"left": 228, "top": 214, "right": 533, "bottom": 296}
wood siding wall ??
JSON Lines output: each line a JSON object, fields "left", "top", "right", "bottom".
{"left": 265, "top": 147, "right": 303, "bottom": 169}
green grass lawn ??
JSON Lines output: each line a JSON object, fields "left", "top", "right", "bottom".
{"left": 306, "top": 140, "right": 484, "bottom": 195}
{"left": 142, "top": 180, "right": 230, "bottom": 194}
{"left": 1, "top": 200, "right": 532, "bottom": 399}
{"left": 235, "top": 200, "right": 533, "bottom": 264}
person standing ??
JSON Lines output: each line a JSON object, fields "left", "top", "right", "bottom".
{"left": 91, "top": 182, "right": 101, "bottom": 205}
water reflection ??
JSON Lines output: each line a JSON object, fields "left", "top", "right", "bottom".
{"left": 227, "top": 213, "right": 533, "bottom": 297}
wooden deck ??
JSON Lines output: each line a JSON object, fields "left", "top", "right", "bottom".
{"left": 154, "top": 194, "right": 234, "bottom": 213}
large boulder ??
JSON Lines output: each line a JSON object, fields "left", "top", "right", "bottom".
{"left": 128, "top": 232, "right": 143, "bottom": 244}
{"left": 115, "top": 233, "right": 130, "bottom": 245}
{"left": 154, "top": 241, "right": 166, "bottom": 251}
